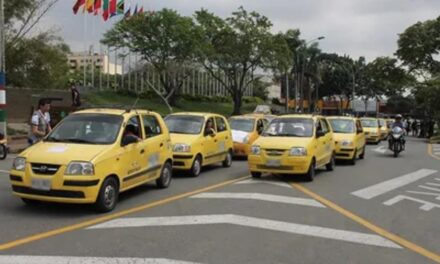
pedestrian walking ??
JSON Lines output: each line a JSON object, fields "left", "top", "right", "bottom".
{"left": 28, "top": 98, "right": 52, "bottom": 145}
{"left": 70, "top": 82, "right": 81, "bottom": 108}
{"left": 411, "top": 121, "right": 418, "bottom": 136}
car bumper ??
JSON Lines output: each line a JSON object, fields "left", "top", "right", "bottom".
{"left": 334, "top": 147, "right": 355, "bottom": 160}
{"left": 248, "top": 155, "right": 311, "bottom": 174}
{"left": 10, "top": 172, "right": 101, "bottom": 204}
{"left": 172, "top": 154, "right": 194, "bottom": 170}
{"left": 233, "top": 142, "right": 251, "bottom": 156}
{"left": 365, "top": 135, "right": 380, "bottom": 143}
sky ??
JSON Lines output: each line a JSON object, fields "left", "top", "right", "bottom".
{"left": 40, "top": 0, "right": 440, "bottom": 62}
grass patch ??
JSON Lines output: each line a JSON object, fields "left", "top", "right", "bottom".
{"left": 84, "top": 91, "right": 259, "bottom": 117}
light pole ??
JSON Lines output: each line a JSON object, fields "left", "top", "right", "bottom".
{"left": 0, "top": 0, "right": 7, "bottom": 139}
{"left": 295, "top": 36, "right": 325, "bottom": 113}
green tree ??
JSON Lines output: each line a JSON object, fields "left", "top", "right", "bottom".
{"left": 102, "top": 9, "right": 199, "bottom": 111}
{"left": 195, "top": 7, "right": 285, "bottom": 115}
{"left": 386, "top": 95, "right": 416, "bottom": 114}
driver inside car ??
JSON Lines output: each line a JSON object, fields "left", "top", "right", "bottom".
{"left": 122, "top": 124, "right": 141, "bottom": 145}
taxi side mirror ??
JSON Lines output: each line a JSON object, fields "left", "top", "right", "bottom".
{"left": 316, "top": 130, "right": 325, "bottom": 138}
{"left": 121, "top": 135, "right": 139, "bottom": 147}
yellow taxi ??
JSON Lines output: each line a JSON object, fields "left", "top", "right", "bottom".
{"left": 378, "top": 118, "right": 389, "bottom": 140}
{"left": 359, "top": 117, "right": 381, "bottom": 144}
{"left": 327, "top": 116, "right": 366, "bottom": 165}
{"left": 164, "top": 112, "right": 233, "bottom": 177}
{"left": 229, "top": 114, "right": 269, "bottom": 157}
{"left": 248, "top": 115, "right": 335, "bottom": 181}
{"left": 10, "top": 108, "right": 173, "bottom": 212}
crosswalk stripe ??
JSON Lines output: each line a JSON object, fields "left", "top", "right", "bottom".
{"left": 351, "top": 169, "right": 438, "bottom": 199}
{"left": 87, "top": 214, "right": 401, "bottom": 249}
{"left": 191, "top": 192, "right": 325, "bottom": 208}
{"left": 234, "top": 179, "right": 291, "bottom": 188}
{"left": 0, "top": 256, "right": 201, "bottom": 264}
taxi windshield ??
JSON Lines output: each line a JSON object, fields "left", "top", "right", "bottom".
{"left": 379, "top": 119, "right": 385, "bottom": 127}
{"left": 361, "top": 119, "right": 378, "bottom": 128}
{"left": 45, "top": 114, "right": 123, "bottom": 144}
{"left": 328, "top": 119, "right": 355, "bottom": 133}
{"left": 263, "top": 118, "right": 314, "bottom": 137}
{"left": 230, "top": 118, "right": 255, "bottom": 133}
{"left": 165, "top": 115, "right": 204, "bottom": 135}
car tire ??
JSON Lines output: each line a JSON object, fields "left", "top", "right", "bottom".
{"left": 222, "top": 150, "right": 233, "bottom": 168}
{"left": 251, "top": 171, "right": 262, "bottom": 178}
{"left": 95, "top": 177, "right": 119, "bottom": 213}
{"left": 349, "top": 151, "right": 357, "bottom": 165}
{"left": 326, "top": 154, "right": 336, "bottom": 171}
{"left": 0, "top": 144, "right": 7, "bottom": 160}
{"left": 359, "top": 147, "right": 365, "bottom": 159}
{"left": 305, "top": 160, "right": 315, "bottom": 182}
{"left": 156, "top": 162, "right": 172, "bottom": 189}
{"left": 190, "top": 155, "right": 202, "bottom": 177}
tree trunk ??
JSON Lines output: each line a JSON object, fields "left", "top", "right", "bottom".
{"left": 232, "top": 90, "right": 242, "bottom": 116}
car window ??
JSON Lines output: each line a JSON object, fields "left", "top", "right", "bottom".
{"left": 328, "top": 119, "right": 355, "bottom": 133}
{"left": 263, "top": 118, "right": 314, "bottom": 137}
{"left": 165, "top": 115, "right": 204, "bottom": 135}
{"left": 142, "top": 115, "right": 162, "bottom": 138}
{"left": 320, "top": 119, "right": 329, "bottom": 134}
{"left": 205, "top": 117, "right": 216, "bottom": 133}
{"left": 229, "top": 118, "right": 254, "bottom": 132}
{"left": 215, "top": 117, "right": 227, "bottom": 132}
{"left": 124, "top": 116, "right": 142, "bottom": 138}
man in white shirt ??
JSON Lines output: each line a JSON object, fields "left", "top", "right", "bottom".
{"left": 28, "top": 99, "right": 52, "bottom": 145}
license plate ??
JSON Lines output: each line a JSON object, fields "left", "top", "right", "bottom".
{"left": 266, "top": 159, "right": 281, "bottom": 167}
{"left": 31, "top": 178, "right": 51, "bottom": 191}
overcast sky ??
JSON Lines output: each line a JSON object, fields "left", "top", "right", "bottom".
{"left": 40, "top": 0, "right": 440, "bottom": 61}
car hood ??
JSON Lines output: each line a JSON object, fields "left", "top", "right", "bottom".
{"left": 363, "top": 127, "right": 379, "bottom": 133}
{"left": 254, "top": 136, "right": 313, "bottom": 150}
{"left": 169, "top": 133, "right": 200, "bottom": 145}
{"left": 21, "top": 142, "right": 111, "bottom": 165}
{"left": 333, "top": 133, "right": 356, "bottom": 142}
{"left": 231, "top": 130, "right": 250, "bottom": 143}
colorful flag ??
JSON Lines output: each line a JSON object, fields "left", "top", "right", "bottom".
{"left": 94, "top": 0, "right": 102, "bottom": 15}
{"left": 102, "top": 0, "right": 109, "bottom": 21}
{"left": 133, "top": 5, "right": 138, "bottom": 15}
{"left": 109, "top": 0, "right": 117, "bottom": 15}
{"left": 86, "top": 0, "right": 95, "bottom": 13}
{"left": 117, "top": 0, "right": 125, "bottom": 15}
{"left": 138, "top": 6, "right": 143, "bottom": 14}
{"left": 73, "top": 0, "right": 86, "bottom": 14}
{"left": 124, "top": 8, "right": 131, "bottom": 19}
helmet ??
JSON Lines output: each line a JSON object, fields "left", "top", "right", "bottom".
{"left": 395, "top": 114, "right": 402, "bottom": 119}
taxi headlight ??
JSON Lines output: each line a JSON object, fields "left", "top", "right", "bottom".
{"left": 12, "top": 157, "right": 26, "bottom": 171}
{"left": 341, "top": 140, "right": 353, "bottom": 146}
{"left": 173, "top": 143, "right": 191, "bottom": 153}
{"left": 251, "top": 145, "right": 261, "bottom": 155}
{"left": 289, "top": 147, "right": 307, "bottom": 156}
{"left": 65, "top": 162, "right": 94, "bottom": 175}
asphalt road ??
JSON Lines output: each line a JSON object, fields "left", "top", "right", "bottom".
{"left": 0, "top": 137, "right": 439, "bottom": 264}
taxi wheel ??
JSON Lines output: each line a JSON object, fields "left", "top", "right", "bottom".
{"left": 359, "top": 147, "right": 365, "bottom": 159}
{"left": 95, "top": 177, "right": 119, "bottom": 213}
{"left": 156, "top": 162, "right": 172, "bottom": 188}
{"left": 0, "top": 144, "right": 7, "bottom": 160}
{"left": 222, "top": 150, "right": 233, "bottom": 168}
{"left": 305, "top": 160, "right": 315, "bottom": 182}
{"left": 251, "top": 171, "right": 262, "bottom": 178}
{"left": 349, "top": 151, "right": 357, "bottom": 165}
{"left": 326, "top": 154, "right": 336, "bottom": 171}
{"left": 190, "top": 155, "right": 202, "bottom": 177}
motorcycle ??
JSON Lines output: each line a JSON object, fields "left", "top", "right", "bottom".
{"left": 388, "top": 127, "right": 405, "bottom": 157}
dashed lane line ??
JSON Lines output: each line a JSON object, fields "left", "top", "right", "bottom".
{"left": 0, "top": 256, "right": 201, "bottom": 264}
{"left": 87, "top": 214, "right": 400, "bottom": 248}
{"left": 191, "top": 192, "right": 326, "bottom": 208}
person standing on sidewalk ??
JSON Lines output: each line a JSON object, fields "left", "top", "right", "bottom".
{"left": 28, "top": 98, "right": 52, "bottom": 145}
{"left": 70, "top": 82, "right": 81, "bottom": 108}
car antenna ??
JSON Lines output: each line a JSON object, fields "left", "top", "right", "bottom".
{"left": 126, "top": 97, "right": 140, "bottom": 114}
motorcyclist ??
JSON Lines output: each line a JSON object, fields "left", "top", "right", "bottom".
{"left": 389, "top": 114, "right": 406, "bottom": 150}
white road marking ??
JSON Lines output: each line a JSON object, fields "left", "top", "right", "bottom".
{"left": 373, "top": 146, "right": 387, "bottom": 154}
{"left": 351, "top": 169, "right": 438, "bottom": 200}
{"left": 425, "top": 182, "right": 440, "bottom": 187}
{"left": 88, "top": 214, "right": 401, "bottom": 249}
{"left": 0, "top": 169, "right": 9, "bottom": 174}
{"left": 435, "top": 178, "right": 440, "bottom": 182}
{"left": 0, "top": 256, "right": 200, "bottom": 264}
{"left": 190, "top": 192, "right": 325, "bottom": 208}
{"left": 406, "top": 191, "right": 440, "bottom": 200}
{"left": 383, "top": 195, "right": 440, "bottom": 211}
{"left": 418, "top": 185, "right": 440, "bottom": 192}
{"left": 235, "top": 179, "right": 291, "bottom": 188}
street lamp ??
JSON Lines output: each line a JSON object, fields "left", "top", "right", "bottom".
{"left": 295, "top": 36, "right": 325, "bottom": 113}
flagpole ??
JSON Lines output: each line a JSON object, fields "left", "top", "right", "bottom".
{"left": 114, "top": 48, "right": 117, "bottom": 91}
{"left": 106, "top": 46, "right": 110, "bottom": 90}
{"left": 83, "top": 8, "right": 87, "bottom": 88}
{"left": 91, "top": 3, "right": 95, "bottom": 89}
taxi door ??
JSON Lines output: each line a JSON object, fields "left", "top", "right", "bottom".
{"left": 320, "top": 118, "right": 334, "bottom": 164}
{"left": 355, "top": 119, "right": 366, "bottom": 153}
{"left": 140, "top": 114, "right": 168, "bottom": 181}
{"left": 119, "top": 115, "right": 145, "bottom": 189}
{"left": 203, "top": 117, "right": 217, "bottom": 165}
{"left": 315, "top": 118, "right": 332, "bottom": 167}
{"left": 214, "top": 116, "right": 230, "bottom": 161}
